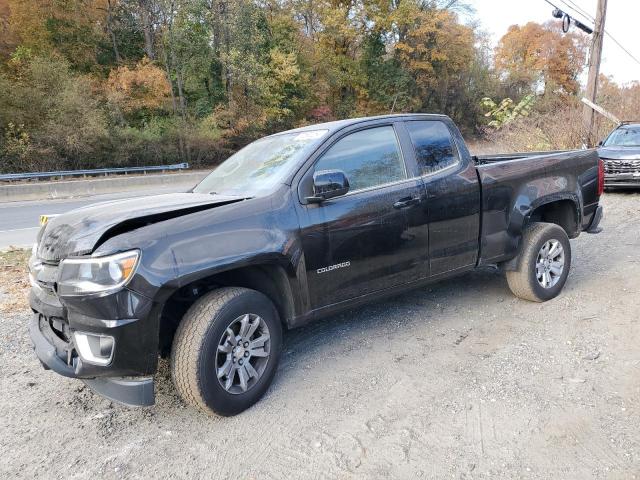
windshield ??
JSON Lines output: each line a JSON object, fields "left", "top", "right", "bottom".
{"left": 193, "top": 130, "right": 327, "bottom": 197}
{"left": 603, "top": 127, "right": 640, "bottom": 147}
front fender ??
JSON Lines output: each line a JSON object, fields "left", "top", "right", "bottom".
{"left": 94, "top": 189, "right": 307, "bottom": 313}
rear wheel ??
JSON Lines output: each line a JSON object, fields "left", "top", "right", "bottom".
{"left": 171, "top": 287, "right": 282, "bottom": 416}
{"left": 506, "top": 222, "right": 571, "bottom": 302}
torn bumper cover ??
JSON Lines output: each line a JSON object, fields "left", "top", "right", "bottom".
{"left": 29, "top": 314, "right": 154, "bottom": 406}
{"left": 28, "top": 279, "right": 159, "bottom": 407}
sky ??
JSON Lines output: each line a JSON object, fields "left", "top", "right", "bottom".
{"left": 463, "top": 0, "right": 640, "bottom": 85}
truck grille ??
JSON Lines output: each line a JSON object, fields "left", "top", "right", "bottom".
{"left": 603, "top": 158, "right": 640, "bottom": 174}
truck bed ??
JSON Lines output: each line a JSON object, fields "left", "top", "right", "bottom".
{"left": 472, "top": 149, "right": 601, "bottom": 265}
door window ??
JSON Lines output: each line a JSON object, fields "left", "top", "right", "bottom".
{"left": 406, "top": 121, "right": 459, "bottom": 175}
{"left": 314, "top": 126, "right": 406, "bottom": 192}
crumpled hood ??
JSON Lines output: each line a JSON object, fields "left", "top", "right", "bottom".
{"left": 598, "top": 146, "right": 640, "bottom": 160}
{"left": 37, "top": 192, "right": 243, "bottom": 261}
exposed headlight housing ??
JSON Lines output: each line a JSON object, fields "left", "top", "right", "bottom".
{"left": 57, "top": 250, "right": 140, "bottom": 296}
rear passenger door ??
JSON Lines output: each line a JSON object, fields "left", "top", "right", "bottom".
{"left": 404, "top": 120, "right": 481, "bottom": 276}
{"left": 298, "top": 124, "right": 429, "bottom": 309}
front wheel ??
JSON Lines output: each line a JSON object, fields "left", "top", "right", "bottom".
{"left": 506, "top": 222, "right": 572, "bottom": 302}
{"left": 171, "top": 287, "right": 282, "bottom": 416}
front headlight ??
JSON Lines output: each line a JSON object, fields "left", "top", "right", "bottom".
{"left": 57, "top": 250, "right": 140, "bottom": 296}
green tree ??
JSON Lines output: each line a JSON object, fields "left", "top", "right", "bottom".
{"left": 0, "top": 55, "right": 108, "bottom": 171}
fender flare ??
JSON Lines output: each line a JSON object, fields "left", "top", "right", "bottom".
{"left": 502, "top": 193, "right": 580, "bottom": 271}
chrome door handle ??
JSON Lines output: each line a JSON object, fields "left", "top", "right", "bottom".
{"left": 393, "top": 196, "right": 420, "bottom": 209}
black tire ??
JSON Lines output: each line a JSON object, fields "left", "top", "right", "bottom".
{"left": 171, "top": 287, "right": 282, "bottom": 416}
{"left": 506, "top": 222, "right": 572, "bottom": 302}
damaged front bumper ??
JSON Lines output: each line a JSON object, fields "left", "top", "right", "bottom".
{"left": 29, "top": 314, "right": 154, "bottom": 406}
{"left": 28, "top": 279, "right": 160, "bottom": 407}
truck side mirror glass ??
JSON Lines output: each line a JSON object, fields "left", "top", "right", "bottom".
{"left": 306, "top": 169, "right": 350, "bottom": 203}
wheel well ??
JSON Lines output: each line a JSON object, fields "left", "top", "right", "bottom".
{"left": 527, "top": 200, "right": 579, "bottom": 239}
{"left": 157, "top": 264, "right": 295, "bottom": 357}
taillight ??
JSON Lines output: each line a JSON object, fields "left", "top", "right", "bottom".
{"left": 597, "top": 157, "right": 605, "bottom": 196}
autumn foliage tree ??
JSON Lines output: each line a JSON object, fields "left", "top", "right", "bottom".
{"left": 395, "top": 7, "right": 486, "bottom": 124}
{"left": 494, "top": 21, "right": 588, "bottom": 97}
{"left": 106, "top": 57, "right": 171, "bottom": 116}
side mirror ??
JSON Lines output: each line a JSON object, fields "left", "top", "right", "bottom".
{"left": 306, "top": 169, "right": 350, "bottom": 203}
{"left": 597, "top": 140, "right": 603, "bottom": 147}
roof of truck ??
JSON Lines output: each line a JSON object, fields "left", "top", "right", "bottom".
{"left": 274, "top": 113, "right": 450, "bottom": 136}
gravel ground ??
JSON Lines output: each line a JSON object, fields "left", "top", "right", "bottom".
{"left": 1, "top": 192, "right": 639, "bottom": 479}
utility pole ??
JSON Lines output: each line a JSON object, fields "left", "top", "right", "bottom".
{"left": 582, "top": 0, "right": 608, "bottom": 147}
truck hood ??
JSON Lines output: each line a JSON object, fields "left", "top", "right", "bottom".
{"left": 36, "top": 192, "right": 244, "bottom": 261}
{"left": 598, "top": 146, "right": 640, "bottom": 160}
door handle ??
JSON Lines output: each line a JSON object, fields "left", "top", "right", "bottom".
{"left": 393, "top": 196, "right": 420, "bottom": 209}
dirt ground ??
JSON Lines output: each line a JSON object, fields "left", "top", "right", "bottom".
{"left": 1, "top": 192, "right": 639, "bottom": 479}
{"left": 0, "top": 248, "right": 30, "bottom": 314}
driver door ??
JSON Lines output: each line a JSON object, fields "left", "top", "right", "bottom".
{"left": 297, "top": 124, "right": 428, "bottom": 310}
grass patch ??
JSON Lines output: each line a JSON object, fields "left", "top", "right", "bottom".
{"left": 0, "top": 248, "right": 31, "bottom": 313}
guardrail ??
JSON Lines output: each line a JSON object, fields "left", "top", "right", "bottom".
{"left": 0, "top": 163, "right": 189, "bottom": 182}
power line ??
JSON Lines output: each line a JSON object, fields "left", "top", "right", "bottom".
{"left": 561, "top": 0, "right": 594, "bottom": 22}
{"left": 544, "top": 0, "right": 593, "bottom": 33}
{"left": 556, "top": 0, "right": 594, "bottom": 26}
{"left": 602, "top": 31, "right": 640, "bottom": 67}
{"left": 544, "top": 0, "right": 640, "bottom": 67}
{"left": 563, "top": 0, "right": 640, "bottom": 67}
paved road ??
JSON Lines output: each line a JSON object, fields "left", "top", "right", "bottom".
{"left": 0, "top": 186, "right": 192, "bottom": 250}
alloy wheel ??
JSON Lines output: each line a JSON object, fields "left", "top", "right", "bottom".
{"left": 215, "top": 314, "right": 271, "bottom": 394}
{"left": 535, "top": 239, "right": 565, "bottom": 289}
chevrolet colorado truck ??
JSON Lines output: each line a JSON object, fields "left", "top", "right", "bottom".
{"left": 28, "top": 114, "right": 604, "bottom": 416}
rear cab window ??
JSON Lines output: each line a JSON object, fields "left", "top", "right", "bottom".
{"left": 405, "top": 121, "right": 459, "bottom": 176}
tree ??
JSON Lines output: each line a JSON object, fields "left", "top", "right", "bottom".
{"left": 106, "top": 57, "right": 171, "bottom": 116}
{"left": 7, "top": 0, "right": 114, "bottom": 71}
{"left": 361, "top": 33, "right": 414, "bottom": 114}
{"left": 598, "top": 75, "right": 640, "bottom": 117}
{"left": 394, "top": 6, "right": 490, "bottom": 129}
{"left": 0, "top": 0, "right": 507, "bottom": 170}
{"left": 494, "top": 21, "right": 588, "bottom": 97}
{"left": 0, "top": 55, "right": 108, "bottom": 171}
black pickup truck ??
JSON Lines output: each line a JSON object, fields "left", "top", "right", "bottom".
{"left": 28, "top": 114, "right": 604, "bottom": 415}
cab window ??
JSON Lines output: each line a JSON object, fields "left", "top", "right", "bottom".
{"left": 314, "top": 126, "right": 406, "bottom": 192}
{"left": 406, "top": 121, "right": 459, "bottom": 175}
